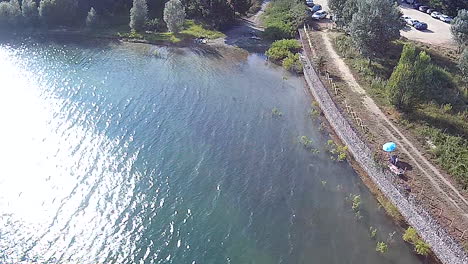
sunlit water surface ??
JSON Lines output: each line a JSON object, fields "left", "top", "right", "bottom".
{"left": 0, "top": 38, "right": 421, "bottom": 264}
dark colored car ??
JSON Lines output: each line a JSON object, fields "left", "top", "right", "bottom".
{"left": 306, "top": 0, "right": 314, "bottom": 7}
{"left": 412, "top": 3, "right": 422, "bottom": 9}
{"left": 419, "top": 6, "right": 430, "bottom": 12}
{"left": 414, "top": 22, "right": 428, "bottom": 30}
{"left": 310, "top": 4, "right": 322, "bottom": 13}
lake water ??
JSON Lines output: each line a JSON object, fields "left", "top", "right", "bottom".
{"left": 0, "top": 38, "right": 422, "bottom": 264}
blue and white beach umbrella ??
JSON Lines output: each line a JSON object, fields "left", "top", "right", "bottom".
{"left": 382, "top": 142, "right": 397, "bottom": 152}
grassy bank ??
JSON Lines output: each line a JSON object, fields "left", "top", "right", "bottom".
{"left": 333, "top": 34, "right": 468, "bottom": 189}
{"left": 116, "top": 20, "right": 225, "bottom": 44}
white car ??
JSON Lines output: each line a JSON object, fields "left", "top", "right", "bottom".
{"left": 312, "top": 10, "right": 327, "bottom": 20}
{"left": 430, "top": 11, "right": 441, "bottom": 19}
{"left": 439, "top": 15, "right": 453, "bottom": 23}
{"left": 402, "top": 16, "right": 412, "bottom": 24}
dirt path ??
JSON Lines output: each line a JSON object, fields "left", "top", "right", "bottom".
{"left": 209, "top": 0, "right": 270, "bottom": 52}
{"left": 318, "top": 31, "right": 468, "bottom": 220}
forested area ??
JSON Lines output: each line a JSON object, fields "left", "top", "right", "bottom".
{"left": 0, "top": 0, "right": 261, "bottom": 30}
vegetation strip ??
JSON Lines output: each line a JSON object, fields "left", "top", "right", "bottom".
{"left": 299, "top": 28, "right": 467, "bottom": 264}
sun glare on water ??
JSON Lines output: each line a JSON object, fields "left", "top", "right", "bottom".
{"left": 0, "top": 45, "right": 136, "bottom": 262}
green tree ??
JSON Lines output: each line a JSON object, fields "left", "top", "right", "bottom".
{"left": 387, "top": 44, "right": 434, "bottom": 111}
{"left": 39, "top": 0, "right": 78, "bottom": 26}
{"left": 130, "top": 0, "right": 148, "bottom": 32}
{"left": 86, "top": 7, "right": 98, "bottom": 28}
{"left": 350, "top": 0, "right": 403, "bottom": 65}
{"left": 329, "top": 0, "right": 358, "bottom": 29}
{"left": 451, "top": 9, "right": 468, "bottom": 50}
{"left": 164, "top": 0, "right": 185, "bottom": 33}
{"left": 0, "top": 0, "right": 22, "bottom": 27}
{"left": 22, "top": 0, "right": 39, "bottom": 24}
{"left": 459, "top": 48, "right": 468, "bottom": 82}
{"left": 229, "top": 0, "right": 250, "bottom": 15}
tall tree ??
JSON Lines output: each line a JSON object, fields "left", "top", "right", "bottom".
{"left": 349, "top": 0, "right": 403, "bottom": 64}
{"left": 229, "top": 0, "right": 250, "bottom": 15}
{"left": 0, "top": 0, "right": 22, "bottom": 27}
{"left": 164, "top": 0, "right": 185, "bottom": 33}
{"left": 22, "top": 0, "right": 39, "bottom": 24}
{"left": 86, "top": 7, "right": 97, "bottom": 27}
{"left": 129, "top": 0, "right": 147, "bottom": 31}
{"left": 459, "top": 48, "right": 468, "bottom": 83}
{"left": 39, "top": 0, "right": 78, "bottom": 26}
{"left": 387, "top": 44, "right": 433, "bottom": 111}
{"left": 451, "top": 9, "right": 468, "bottom": 51}
{"left": 329, "top": 0, "right": 357, "bottom": 29}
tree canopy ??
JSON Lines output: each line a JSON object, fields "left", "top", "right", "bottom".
{"left": 349, "top": 0, "right": 403, "bottom": 63}
{"left": 451, "top": 9, "right": 468, "bottom": 50}
{"left": 129, "top": 0, "right": 147, "bottom": 31}
{"left": 0, "top": 0, "right": 262, "bottom": 30}
{"left": 164, "top": 0, "right": 185, "bottom": 33}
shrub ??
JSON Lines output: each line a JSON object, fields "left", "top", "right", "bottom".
{"left": 282, "top": 53, "right": 303, "bottom": 73}
{"left": 266, "top": 39, "right": 303, "bottom": 73}
{"left": 352, "top": 195, "right": 361, "bottom": 210}
{"left": 403, "top": 227, "right": 418, "bottom": 243}
{"left": 414, "top": 240, "right": 431, "bottom": 256}
{"left": 262, "top": 0, "right": 307, "bottom": 40}
{"left": 419, "top": 126, "right": 468, "bottom": 188}
{"left": 376, "top": 242, "right": 388, "bottom": 254}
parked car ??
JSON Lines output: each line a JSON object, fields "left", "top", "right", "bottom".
{"left": 306, "top": 0, "right": 314, "bottom": 7}
{"left": 402, "top": 15, "right": 412, "bottom": 24}
{"left": 439, "top": 15, "right": 453, "bottom": 23}
{"left": 426, "top": 8, "right": 435, "bottom": 14}
{"left": 407, "top": 19, "right": 419, "bottom": 26}
{"left": 310, "top": 4, "right": 322, "bottom": 13}
{"left": 312, "top": 10, "right": 327, "bottom": 20}
{"left": 430, "top": 11, "right": 442, "bottom": 19}
{"left": 419, "top": 6, "right": 429, "bottom": 12}
{"left": 414, "top": 22, "right": 428, "bottom": 30}
{"left": 412, "top": 3, "right": 422, "bottom": 9}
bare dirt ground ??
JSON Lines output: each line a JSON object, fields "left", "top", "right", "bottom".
{"left": 209, "top": 1, "right": 271, "bottom": 53}
{"left": 304, "top": 25, "right": 468, "bottom": 247}
{"left": 313, "top": 0, "right": 456, "bottom": 49}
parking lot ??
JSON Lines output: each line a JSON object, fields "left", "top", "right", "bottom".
{"left": 311, "top": 0, "right": 456, "bottom": 48}
{"left": 399, "top": 3, "right": 455, "bottom": 48}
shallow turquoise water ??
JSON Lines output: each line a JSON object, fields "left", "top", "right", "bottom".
{"left": 0, "top": 38, "right": 421, "bottom": 264}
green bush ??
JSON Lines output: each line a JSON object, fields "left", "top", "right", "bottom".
{"left": 262, "top": 0, "right": 307, "bottom": 40}
{"left": 282, "top": 53, "right": 303, "bottom": 73}
{"left": 266, "top": 39, "right": 303, "bottom": 73}
{"left": 418, "top": 126, "right": 468, "bottom": 188}
{"left": 266, "top": 39, "right": 301, "bottom": 61}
